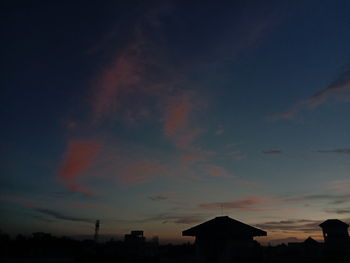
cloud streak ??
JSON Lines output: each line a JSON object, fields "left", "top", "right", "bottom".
{"left": 109, "top": 213, "right": 204, "bottom": 225}
{"left": 284, "top": 193, "right": 350, "bottom": 205}
{"left": 315, "top": 148, "right": 350, "bottom": 154}
{"left": 255, "top": 219, "right": 322, "bottom": 233}
{"left": 148, "top": 194, "right": 169, "bottom": 201}
{"left": 199, "top": 196, "right": 272, "bottom": 211}
{"left": 262, "top": 149, "right": 282, "bottom": 154}
{"left": 267, "top": 67, "right": 350, "bottom": 120}
{"left": 33, "top": 208, "right": 92, "bottom": 223}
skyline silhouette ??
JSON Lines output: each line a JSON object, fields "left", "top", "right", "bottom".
{"left": 1, "top": 0, "right": 350, "bottom": 250}
{"left": 1, "top": 216, "right": 349, "bottom": 262}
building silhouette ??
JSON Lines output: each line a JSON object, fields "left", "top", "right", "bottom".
{"left": 183, "top": 216, "right": 266, "bottom": 263}
{"left": 124, "top": 230, "right": 146, "bottom": 244}
{"left": 319, "top": 219, "right": 350, "bottom": 246}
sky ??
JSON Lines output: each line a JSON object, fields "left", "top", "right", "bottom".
{"left": 1, "top": 0, "right": 350, "bottom": 244}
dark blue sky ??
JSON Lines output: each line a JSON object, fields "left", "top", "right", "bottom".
{"left": 1, "top": 0, "right": 350, "bottom": 243}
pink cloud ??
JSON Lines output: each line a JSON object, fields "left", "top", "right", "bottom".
{"left": 161, "top": 92, "right": 205, "bottom": 152}
{"left": 163, "top": 93, "right": 192, "bottom": 137}
{"left": 58, "top": 139, "right": 101, "bottom": 194}
{"left": 92, "top": 44, "right": 143, "bottom": 121}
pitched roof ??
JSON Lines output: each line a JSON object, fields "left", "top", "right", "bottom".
{"left": 182, "top": 216, "right": 267, "bottom": 237}
{"left": 319, "top": 219, "right": 349, "bottom": 228}
{"left": 304, "top": 237, "right": 319, "bottom": 245}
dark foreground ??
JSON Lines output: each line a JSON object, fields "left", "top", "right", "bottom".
{"left": 1, "top": 233, "right": 350, "bottom": 263}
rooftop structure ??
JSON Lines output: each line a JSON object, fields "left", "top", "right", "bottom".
{"left": 183, "top": 216, "right": 266, "bottom": 263}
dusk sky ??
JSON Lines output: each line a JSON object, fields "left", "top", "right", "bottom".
{"left": 1, "top": 0, "right": 350, "bottom": 244}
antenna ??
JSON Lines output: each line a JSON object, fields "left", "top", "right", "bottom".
{"left": 94, "top": 220, "right": 100, "bottom": 242}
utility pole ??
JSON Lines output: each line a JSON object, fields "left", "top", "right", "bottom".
{"left": 94, "top": 220, "right": 100, "bottom": 242}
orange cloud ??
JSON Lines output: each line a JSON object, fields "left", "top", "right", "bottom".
{"left": 58, "top": 139, "right": 101, "bottom": 194}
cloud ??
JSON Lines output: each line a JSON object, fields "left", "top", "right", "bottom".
{"left": 284, "top": 193, "right": 350, "bottom": 205}
{"left": 152, "top": 214, "right": 205, "bottom": 225}
{"left": 255, "top": 219, "right": 322, "bottom": 233}
{"left": 327, "top": 179, "right": 350, "bottom": 193}
{"left": 215, "top": 126, "right": 224, "bottom": 135}
{"left": 199, "top": 196, "right": 271, "bottom": 211}
{"left": 33, "top": 208, "right": 92, "bottom": 223}
{"left": 0, "top": 193, "right": 35, "bottom": 208}
{"left": 163, "top": 93, "right": 192, "bottom": 137}
{"left": 161, "top": 92, "right": 203, "bottom": 151}
{"left": 227, "top": 150, "right": 246, "bottom": 160}
{"left": 92, "top": 44, "right": 144, "bottom": 121}
{"left": 315, "top": 148, "right": 350, "bottom": 154}
{"left": 325, "top": 208, "right": 350, "bottom": 214}
{"left": 164, "top": 215, "right": 203, "bottom": 224}
{"left": 267, "top": 67, "right": 350, "bottom": 120}
{"left": 206, "top": 165, "right": 231, "bottom": 177}
{"left": 118, "top": 159, "right": 166, "bottom": 185}
{"left": 148, "top": 194, "right": 169, "bottom": 201}
{"left": 238, "top": 180, "right": 261, "bottom": 187}
{"left": 58, "top": 139, "right": 101, "bottom": 195}
{"left": 262, "top": 149, "right": 282, "bottom": 154}
{"left": 109, "top": 213, "right": 204, "bottom": 225}
{"left": 64, "top": 201, "right": 113, "bottom": 212}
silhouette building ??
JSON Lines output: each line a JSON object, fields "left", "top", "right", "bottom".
{"left": 319, "top": 219, "right": 350, "bottom": 246}
{"left": 183, "top": 216, "right": 267, "bottom": 263}
{"left": 124, "top": 230, "right": 146, "bottom": 244}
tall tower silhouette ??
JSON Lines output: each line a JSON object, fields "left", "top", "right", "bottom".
{"left": 94, "top": 220, "right": 100, "bottom": 242}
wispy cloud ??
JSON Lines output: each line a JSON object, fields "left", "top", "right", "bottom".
{"left": 227, "top": 150, "right": 246, "bottom": 160}
{"left": 267, "top": 67, "right": 350, "bottom": 120}
{"left": 33, "top": 208, "right": 92, "bottom": 223}
{"left": 327, "top": 179, "right": 350, "bottom": 193}
{"left": 163, "top": 93, "right": 193, "bottom": 138}
{"left": 109, "top": 213, "right": 204, "bottom": 225}
{"left": 148, "top": 194, "right": 169, "bottom": 201}
{"left": 118, "top": 159, "right": 166, "bottom": 185}
{"left": 157, "top": 214, "right": 204, "bottom": 224}
{"left": 325, "top": 208, "right": 350, "bottom": 214}
{"left": 199, "top": 196, "right": 272, "bottom": 211}
{"left": 255, "top": 219, "right": 321, "bottom": 233}
{"left": 238, "top": 180, "right": 261, "bottom": 187}
{"left": 206, "top": 165, "right": 231, "bottom": 177}
{"left": 215, "top": 125, "right": 224, "bottom": 135}
{"left": 262, "top": 149, "right": 282, "bottom": 154}
{"left": 315, "top": 148, "right": 350, "bottom": 154}
{"left": 92, "top": 44, "right": 143, "bottom": 121}
{"left": 284, "top": 193, "right": 350, "bottom": 205}
{"left": 58, "top": 139, "right": 101, "bottom": 195}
